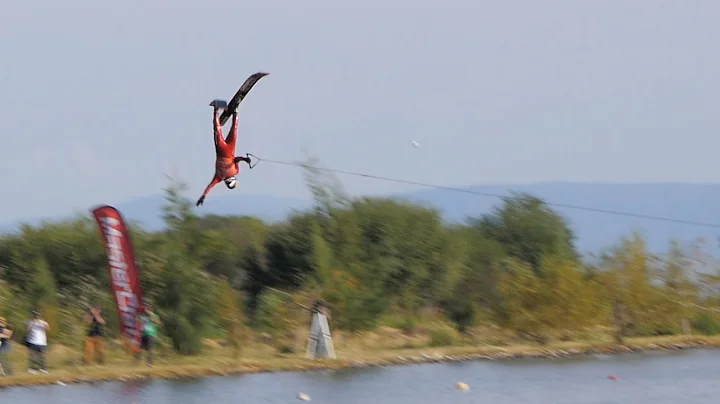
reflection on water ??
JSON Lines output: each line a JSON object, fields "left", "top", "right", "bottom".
{"left": 2, "top": 349, "right": 720, "bottom": 404}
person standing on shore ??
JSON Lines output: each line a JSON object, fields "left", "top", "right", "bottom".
{"left": 0, "top": 316, "right": 14, "bottom": 376}
{"left": 83, "top": 304, "right": 106, "bottom": 365}
{"left": 25, "top": 311, "right": 49, "bottom": 374}
{"left": 136, "top": 304, "right": 161, "bottom": 366}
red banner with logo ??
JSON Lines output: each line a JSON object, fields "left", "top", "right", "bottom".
{"left": 92, "top": 205, "right": 145, "bottom": 351}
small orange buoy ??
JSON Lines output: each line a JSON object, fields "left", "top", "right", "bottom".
{"left": 608, "top": 375, "right": 619, "bottom": 381}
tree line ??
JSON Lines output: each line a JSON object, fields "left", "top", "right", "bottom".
{"left": 2, "top": 166, "right": 720, "bottom": 356}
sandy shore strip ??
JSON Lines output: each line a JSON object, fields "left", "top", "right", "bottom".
{"left": 1, "top": 335, "right": 718, "bottom": 389}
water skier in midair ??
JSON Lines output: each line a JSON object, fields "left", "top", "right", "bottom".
{"left": 195, "top": 104, "right": 252, "bottom": 207}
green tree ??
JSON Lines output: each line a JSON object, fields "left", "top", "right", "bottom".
{"left": 0, "top": 275, "right": 28, "bottom": 341}
{"left": 253, "top": 288, "right": 300, "bottom": 352}
{"left": 309, "top": 226, "right": 333, "bottom": 288}
{"left": 496, "top": 258, "right": 550, "bottom": 341}
{"left": 322, "top": 266, "right": 390, "bottom": 332}
{"left": 216, "top": 278, "right": 248, "bottom": 359}
{"left": 302, "top": 155, "right": 350, "bottom": 217}
{"left": 26, "top": 258, "right": 61, "bottom": 339}
{"left": 497, "top": 255, "right": 604, "bottom": 342}
{"left": 472, "top": 193, "right": 578, "bottom": 274}
{"left": 596, "top": 233, "right": 667, "bottom": 337}
{"left": 455, "top": 228, "right": 507, "bottom": 323}
{"left": 197, "top": 215, "right": 268, "bottom": 284}
{"left": 541, "top": 256, "right": 604, "bottom": 332}
{"left": 154, "top": 180, "right": 217, "bottom": 355}
{"left": 155, "top": 251, "right": 215, "bottom": 355}
{"left": 655, "top": 240, "right": 698, "bottom": 334}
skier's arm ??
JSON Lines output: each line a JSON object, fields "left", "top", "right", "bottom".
{"left": 234, "top": 155, "right": 251, "bottom": 166}
{"left": 197, "top": 176, "right": 221, "bottom": 206}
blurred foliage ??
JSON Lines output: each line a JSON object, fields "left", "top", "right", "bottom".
{"left": 1, "top": 161, "right": 719, "bottom": 355}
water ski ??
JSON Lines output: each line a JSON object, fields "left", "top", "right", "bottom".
{"left": 211, "top": 72, "right": 269, "bottom": 126}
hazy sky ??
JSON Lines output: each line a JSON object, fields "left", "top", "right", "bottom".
{"left": 2, "top": 1, "right": 719, "bottom": 222}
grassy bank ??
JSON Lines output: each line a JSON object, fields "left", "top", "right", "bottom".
{"left": 2, "top": 326, "right": 720, "bottom": 388}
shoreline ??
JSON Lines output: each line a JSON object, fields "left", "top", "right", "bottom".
{"left": 2, "top": 335, "right": 719, "bottom": 389}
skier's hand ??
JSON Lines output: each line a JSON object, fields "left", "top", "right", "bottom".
{"left": 196, "top": 196, "right": 205, "bottom": 207}
{"left": 245, "top": 154, "right": 252, "bottom": 167}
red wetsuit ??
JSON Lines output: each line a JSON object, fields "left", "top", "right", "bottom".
{"left": 196, "top": 108, "right": 251, "bottom": 206}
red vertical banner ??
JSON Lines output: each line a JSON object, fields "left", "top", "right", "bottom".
{"left": 91, "top": 205, "right": 145, "bottom": 351}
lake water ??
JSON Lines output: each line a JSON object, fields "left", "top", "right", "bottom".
{"left": 2, "top": 349, "right": 720, "bottom": 403}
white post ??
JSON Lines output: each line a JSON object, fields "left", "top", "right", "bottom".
{"left": 306, "top": 312, "right": 336, "bottom": 359}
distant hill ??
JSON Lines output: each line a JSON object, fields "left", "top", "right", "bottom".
{"left": 3, "top": 182, "right": 720, "bottom": 255}
{"left": 397, "top": 182, "right": 720, "bottom": 255}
